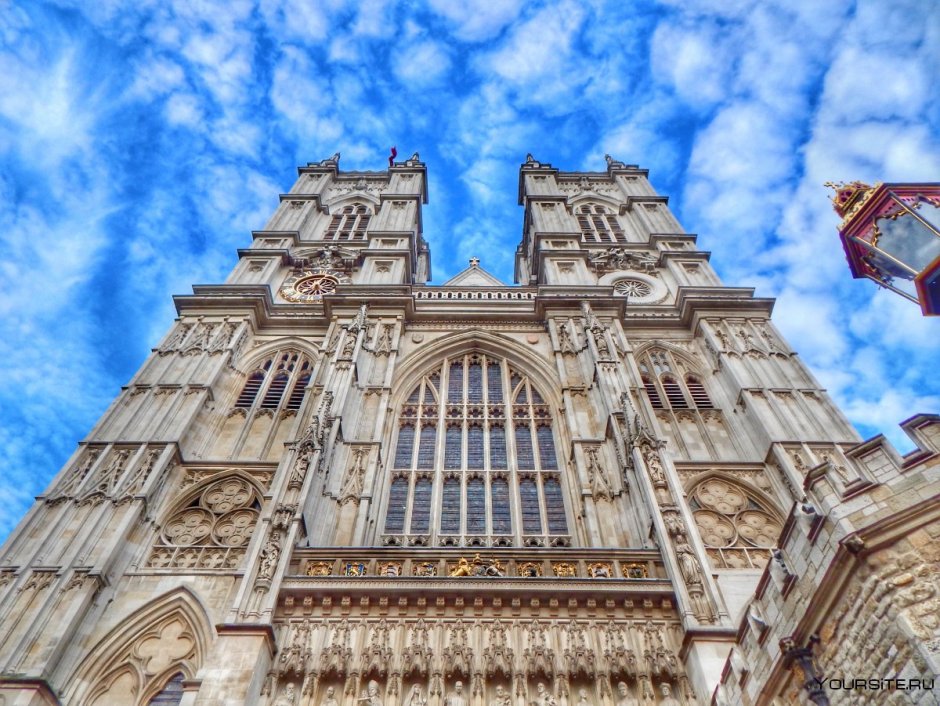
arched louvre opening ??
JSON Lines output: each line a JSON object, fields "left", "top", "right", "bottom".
{"left": 385, "top": 353, "right": 569, "bottom": 546}
{"left": 638, "top": 348, "right": 714, "bottom": 412}
{"left": 686, "top": 376, "right": 713, "bottom": 408}
{"left": 233, "top": 350, "right": 312, "bottom": 413}
{"left": 575, "top": 203, "right": 626, "bottom": 243}
{"left": 326, "top": 203, "right": 371, "bottom": 241}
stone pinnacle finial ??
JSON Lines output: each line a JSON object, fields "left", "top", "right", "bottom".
{"left": 469, "top": 257, "right": 480, "bottom": 267}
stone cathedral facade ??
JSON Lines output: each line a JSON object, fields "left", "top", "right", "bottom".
{"left": 0, "top": 153, "right": 937, "bottom": 706}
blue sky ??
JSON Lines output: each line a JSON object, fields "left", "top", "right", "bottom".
{"left": 0, "top": 0, "right": 938, "bottom": 542}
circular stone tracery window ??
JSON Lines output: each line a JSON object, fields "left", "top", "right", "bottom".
{"left": 613, "top": 279, "right": 652, "bottom": 298}
{"left": 607, "top": 272, "right": 666, "bottom": 304}
{"left": 295, "top": 274, "right": 338, "bottom": 296}
{"left": 280, "top": 269, "right": 345, "bottom": 302}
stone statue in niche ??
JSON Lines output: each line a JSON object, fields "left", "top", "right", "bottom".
{"left": 575, "top": 687, "right": 593, "bottom": 706}
{"left": 405, "top": 684, "right": 426, "bottom": 706}
{"left": 674, "top": 538, "right": 702, "bottom": 586}
{"left": 357, "top": 680, "right": 384, "bottom": 706}
{"left": 489, "top": 685, "right": 511, "bottom": 706}
{"left": 341, "top": 332, "right": 357, "bottom": 358}
{"left": 615, "top": 681, "right": 638, "bottom": 706}
{"left": 274, "top": 683, "right": 296, "bottom": 706}
{"left": 657, "top": 683, "right": 679, "bottom": 706}
{"left": 445, "top": 680, "right": 468, "bottom": 706}
{"left": 533, "top": 681, "right": 556, "bottom": 706}
{"left": 593, "top": 328, "right": 610, "bottom": 356}
{"left": 319, "top": 685, "right": 338, "bottom": 706}
{"left": 258, "top": 536, "right": 281, "bottom": 580}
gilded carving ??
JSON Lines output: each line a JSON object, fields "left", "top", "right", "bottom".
{"left": 448, "top": 554, "right": 505, "bottom": 577}
{"left": 413, "top": 562, "right": 437, "bottom": 577}
{"left": 518, "top": 561, "right": 543, "bottom": 577}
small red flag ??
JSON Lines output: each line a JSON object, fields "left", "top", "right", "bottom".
{"left": 389, "top": 146, "right": 397, "bottom": 167}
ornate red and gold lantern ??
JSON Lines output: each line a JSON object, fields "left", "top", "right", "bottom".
{"left": 828, "top": 181, "right": 940, "bottom": 315}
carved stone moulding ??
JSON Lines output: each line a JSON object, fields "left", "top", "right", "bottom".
{"left": 296, "top": 553, "right": 660, "bottom": 582}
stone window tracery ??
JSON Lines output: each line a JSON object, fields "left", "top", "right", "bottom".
{"left": 384, "top": 353, "right": 569, "bottom": 547}
{"left": 689, "top": 477, "right": 783, "bottom": 569}
{"left": 147, "top": 673, "right": 185, "bottom": 705}
{"left": 147, "top": 477, "right": 262, "bottom": 570}
{"left": 326, "top": 203, "right": 371, "bottom": 241}
{"left": 233, "top": 350, "right": 311, "bottom": 414}
{"left": 576, "top": 204, "right": 626, "bottom": 243}
{"left": 638, "top": 349, "right": 713, "bottom": 411}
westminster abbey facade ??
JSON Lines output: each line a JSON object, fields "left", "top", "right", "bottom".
{"left": 0, "top": 154, "right": 937, "bottom": 706}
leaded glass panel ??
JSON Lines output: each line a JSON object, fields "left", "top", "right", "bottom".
{"left": 441, "top": 477, "right": 461, "bottom": 533}
{"left": 384, "top": 476, "right": 408, "bottom": 532}
{"left": 520, "top": 476, "right": 541, "bottom": 534}
{"left": 467, "top": 477, "right": 485, "bottom": 534}
{"left": 544, "top": 477, "right": 568, "bottom": 534}
{"left": 467, "top": 425, "right": 484, "bottom": 469}
{"left": 410, "top": 478, "right": 432, "bottom": 533}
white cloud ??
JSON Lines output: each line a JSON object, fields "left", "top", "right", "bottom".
{"left": 481, "top": 1, "right": 585, "bottom": 86}
{"left": 259, "top": 0, "right": 329, "bottom": 41}
{"left": 650, "top": 20, "right": 733, "bottom": 110}
{"left": 128, "top": 56, "right": 186, "bottom": 99}
{"left": 822, "top": 48, "right": 929, "bottom": 123}
{"left": 392, "top": 40, "right": 452, "bottom": 87}
{"left": 427, "top": 0, "right": 524, "bottom": 42}
{"left": 351, "top": 0, "right": 396, "bottom": 38}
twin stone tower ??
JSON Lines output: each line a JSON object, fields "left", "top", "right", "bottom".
{"left": 0, "top": 153, "right": 937, "bottom": 706}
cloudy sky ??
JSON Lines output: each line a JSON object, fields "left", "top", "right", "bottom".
{"left": 0, "top": 0, "right": 938, "bottom": 542}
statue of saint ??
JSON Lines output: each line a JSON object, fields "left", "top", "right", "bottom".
{"left": 445, "top": 680, "right": 468, "bottom": 706}
{"left": 405, "top": 683, "right": 426, "bottom": 706}
{"left": 657, "top": 683, "right": 680, "bottom": 706}
{"left": 615, "top": 681, "right": 638, "bottom": 706}
{"left": 533, "top": 682, "right": 556, "bottom": 706}
{"left": 274, "top": 683, "right": 296, "bottom": 706}
{"left": 489, "top": 685, "right": 511, "bottom": 706}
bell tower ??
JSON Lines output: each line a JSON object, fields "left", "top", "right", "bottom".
{"left": 0, "top": 153, "right": 937, "bottom": 706}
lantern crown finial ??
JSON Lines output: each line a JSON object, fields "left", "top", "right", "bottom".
{"left": 824, "top": 180, "right": 873, "bottom": 218}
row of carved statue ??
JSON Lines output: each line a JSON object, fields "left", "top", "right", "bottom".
{"left": 269, "top": 618, "right": 684, "bottom": 684}
{"left": 267, "top": 674, "right": 685, "bottom": 706}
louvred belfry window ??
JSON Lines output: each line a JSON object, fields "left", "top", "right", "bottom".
{"left": 638, "top": 349, "right": 714, "bottom": 412}
{"left": 384, "top": 353, "right": 570, "bottom": 546}
{"left": 325, "top": 204, "right": 370, "bottom": 241}
{"left": 576, "top": 203, "right": 626, "bottom": 243}
{"left": 234, "top": 351, "right": 311, "bottom": 413}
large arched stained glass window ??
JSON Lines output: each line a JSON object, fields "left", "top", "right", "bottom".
{"left": 383, "top": 353, "right": 569, "bottom": 547}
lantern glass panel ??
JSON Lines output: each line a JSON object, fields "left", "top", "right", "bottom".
{"left": 914, "top": 198, "right": 940, "bottom": 230}
{"left": 874, "top": 204, "right": 940, "bottom": 273}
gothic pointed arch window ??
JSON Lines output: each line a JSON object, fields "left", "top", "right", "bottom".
{"left": 689, "top": 477, "right": 783, "bottom": 569}
{"left": 638, "top": 348, "right": 713, "bottom": 411}
{"left": 233, "top": 350, "right": 311, "bottom": 413}
{"left": 576, "top": 203, "right": 626, "bottom": 243}
{"left": 326, "top": 203, "right": 371, "bottom": 241}
{"left": 384, "top": 353, "right": 569, "bottom": 547}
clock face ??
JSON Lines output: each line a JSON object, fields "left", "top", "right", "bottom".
{"left": 280, "top": 269, "right": 346, "bottom": 302}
